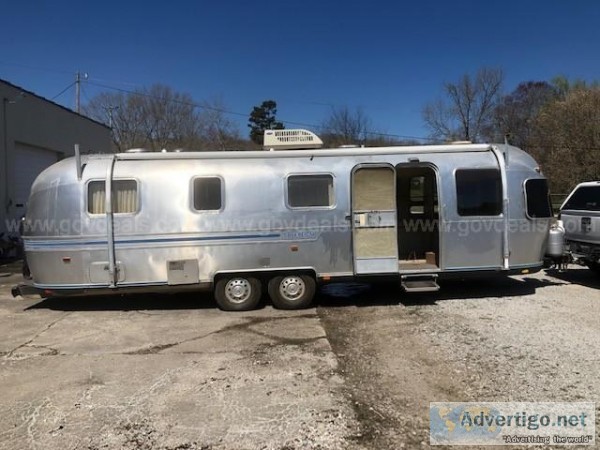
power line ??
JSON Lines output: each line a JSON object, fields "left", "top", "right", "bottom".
{"left": 85, "top": 80, "right": 435, "bottom": 142}
{"left": 86, "top": 80, "right": 249, "bottom": 118}
{"left": 80, "top": 83, "right": 92, "bottom": 103}
{"left": 51, "top": 81, "right": 76, "bottom": 100}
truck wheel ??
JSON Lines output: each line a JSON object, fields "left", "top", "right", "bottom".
{"left": 214, "top": 276, "right": 261, "bottom": 311}
{"left": 268, "top": 274, "right": 316, "bottom": 310}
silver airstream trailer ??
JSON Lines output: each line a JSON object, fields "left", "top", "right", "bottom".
{"left": 13, "top": 130, "right": 553, "bottom": 310}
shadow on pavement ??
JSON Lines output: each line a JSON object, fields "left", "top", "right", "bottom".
{"left": 317, "top": 276, "right": 564, "bottom": 307}
{"left": 25, "top": 291, "right": 219, "bottom": 312}
{"left": 544, "top": 268, "right": 600, "bottom": 290}
{"left": 21, "top": 274, "right": 569, "bottom": 312}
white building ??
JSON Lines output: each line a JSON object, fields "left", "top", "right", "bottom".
{"left": 1, "top": 79, "right": 111, "bottom": 234}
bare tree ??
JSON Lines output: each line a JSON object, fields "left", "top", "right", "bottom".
{"left": 320, "top": 106, "right": 371, "bottom": 146}
{"left": 141, "top": 85, "right": 201, "bottom": 150}
{"left": 528, "top": 87, "right": 600, "bottom": 193}
{"left": 198, "top": 96, "right": 241, "bottom": 150}
{"left": 492, "top": 81, "right": 558, "bottom": 147}
{"left": 551, "top": 75, "right": 599, "bottom": 100}
{"left": 84, "top": 84, "right": 203, "bottom": 152}
{"left": 423, "top": 68, "right": 504, "bottom": 142}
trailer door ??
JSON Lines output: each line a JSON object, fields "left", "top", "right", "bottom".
{"left": 351, "top": 165, "right": 398, "bottom": 274}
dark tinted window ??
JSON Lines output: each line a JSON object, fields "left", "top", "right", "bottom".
{"left": 288, "top": 175, "right": 334, "bottom": 207}
{"left": 562, "top": 186, "right": 600, "bottom": 211}
{"left": 525, "top": 179, "right": 553, "bottom": 218}
{"left": 410, "top": 176, "right": 425, "bottom": 202}
{"left": 409, "top": 176, "right": 425, "bottom": 214}
{"left": 456, "top": 169, "right": 502, "bottom": 216}
{"left": 193, "top": 177, "right": 222, "bottom": 211}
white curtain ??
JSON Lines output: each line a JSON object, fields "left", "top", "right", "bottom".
{"left": 88, "top": 180, "right": 137, "bottom": 214}
{"left": 89, "top": 182, "right": 106, "bottom": 214}
{"left": 115, "top": 180, "right": 137, "bottom": 213}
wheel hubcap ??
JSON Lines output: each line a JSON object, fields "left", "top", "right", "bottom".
{"left": 279, "top": 276, "right": 305, "bottom": 301}
{"left": 225, "top": 278, "right": 252, "bottom": 304}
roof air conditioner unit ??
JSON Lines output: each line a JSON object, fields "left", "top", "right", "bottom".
{"left": 263, "top": 129, "right": 323, "bottom": 150}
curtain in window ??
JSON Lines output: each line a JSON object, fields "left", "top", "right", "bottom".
{"left": 89, "top": 182, "right": 106, "bottom": 214}
{"left": 87, "top": 180, "right": 137, "bottom": 214}
{"left": 115, "top": 180, "right": 137, "bottom": 213}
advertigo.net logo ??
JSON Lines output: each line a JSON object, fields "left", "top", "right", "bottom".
{"left": 430, "top": 402, "right": 595, "bottom": 446}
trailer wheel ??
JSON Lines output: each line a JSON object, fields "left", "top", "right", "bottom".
{"left": 214, "top": 276, "right": 261, "bottom": 311}
{"left": 268, "top": 274, "right": 315, "bottom": 310}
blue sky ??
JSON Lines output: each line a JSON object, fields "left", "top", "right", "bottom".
{"left": 1, "top": 0, "right": 598, "bottom": 141}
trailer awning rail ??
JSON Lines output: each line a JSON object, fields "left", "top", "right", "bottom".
{"left": 112, "top": 144, "right": 495, "bottom": 161}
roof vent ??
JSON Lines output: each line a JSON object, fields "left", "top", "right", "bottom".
{"left": 263, "top": 129, "right": 323, "bottom": 150}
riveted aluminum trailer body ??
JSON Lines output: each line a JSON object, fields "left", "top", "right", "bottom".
{"left": 16, "top": 142, "right": 553, "bottom": 308}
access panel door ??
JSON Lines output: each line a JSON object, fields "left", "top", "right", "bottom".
{"left": 352, "top": 165, "right": 398, "bottom": 274}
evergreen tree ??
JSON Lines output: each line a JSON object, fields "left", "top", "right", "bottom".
{"left": 248, "top": 100, "right": 284, "bottom": 145}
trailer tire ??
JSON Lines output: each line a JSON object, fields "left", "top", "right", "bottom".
{"left": 214, "top": 276, "right": 261, "bottom": 311}
{"left": 268, "top": 274, "right": 315, "bottom": 310}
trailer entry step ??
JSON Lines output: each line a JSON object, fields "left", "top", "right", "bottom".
{"left": 401, "top": 275, "right": 440, "bottom": 293}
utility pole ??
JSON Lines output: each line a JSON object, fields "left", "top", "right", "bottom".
{"left": 75, "top": 71, "right": 88, "bottom": 113}
{"left": 75, "top": 71, "right": 80, "bottom": 113}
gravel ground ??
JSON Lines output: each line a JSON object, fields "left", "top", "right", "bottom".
{"left": 318, "top": 267, "right": 600, "bottom": 449}
{"left": 1, "top": 262, "right": 599, "bottom": 449}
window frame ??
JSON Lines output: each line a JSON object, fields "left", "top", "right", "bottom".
{"left": 454, "top": 168, "right": 503, "bottom": 217}
{"left": 561, "top": 185, "right": 600, "bottom": 212}
{"left": 86, "top": 178, "right": 141, "bottom": 216}
{"left": 191, "top": 175, "right": 225, "bottom": 213}
{"left": 284, "top": 172, "right": 336, "bottom": 210}
{"left": 523, "top": 178, "right": 553, "bottom": 220}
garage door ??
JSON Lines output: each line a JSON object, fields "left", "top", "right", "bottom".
{"left": 8, "top": 143, "right": 59, "bottom": 225}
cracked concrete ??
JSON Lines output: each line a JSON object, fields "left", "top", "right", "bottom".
{"left": 5, "top": 313, "right": 71, "bottom": 359}
{"left": 3, "top": 266, "right": 600, "bottom": 449}
{"left": 0, "top": 285, "right": 360, "bottom": 450}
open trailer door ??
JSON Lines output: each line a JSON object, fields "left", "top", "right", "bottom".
{"left": 351, "top": 164, "right": 398, "bottom": 275}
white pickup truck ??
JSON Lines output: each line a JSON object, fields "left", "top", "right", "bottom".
{"left": 560, "top": 181, "right": 600, "bottom": 274}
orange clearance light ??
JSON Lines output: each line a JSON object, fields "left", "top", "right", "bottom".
{"left": 62, "top": 257, "right": 72, "bottom": 263}
{"left": 521, "top": 269, "right": 530, "bottom": 274}
{"left": 290, "top": 245, "right": 299, "bottom": 252}
{"left": 321, "top": 275, "right": 331, "bottom": 282}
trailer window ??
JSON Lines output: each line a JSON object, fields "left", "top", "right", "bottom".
{"left": 525, "top": 179, "right": 553, "bottom": 218}
{"left": 87, "top": 180, "right": 138, "bottom": 214}
{"left": 193, "top": 177, "right": 222, "bottom": 211}
{"left": 562, "top": 186, "right": 600, "bottom": 211}
{"left": 456, "top": 169, "right": 502, "bottom": 216}
{"left": 287, "top": 175, "right": 334, "bottom": 208}
{"left": 409, "top": 176, "right": 425, "bottom": 214}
